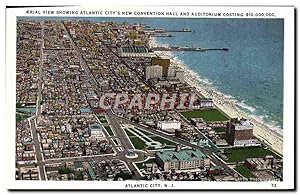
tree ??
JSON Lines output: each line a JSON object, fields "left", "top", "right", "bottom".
{"left": 58, "top": 167, "right": 73, "bottom": 174}
{"left": 16, "top": 103, "right": 23, "bottom": 108}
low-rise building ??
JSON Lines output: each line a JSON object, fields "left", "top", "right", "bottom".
{"left": 157, "top": 120, "right": 181, "bottom": 131}
{"left": 191, "top": 118, "right": 207, "bottom": 129}
{"left": 200, "top": 98, "right": 214, "bottom": 108}
{"left": 245, "top": 155, "right": 275, "bottom": 170}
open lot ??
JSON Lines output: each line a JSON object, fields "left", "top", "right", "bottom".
{"left": 16, "top": 112, "right": 30, "bottom": 122}
{"left": 124, "top": 129, "right": 145, "bottom": 150}
{"left": 136, "top": 128, "right": 153, "bottom": 136}
{"left": 181, "top": 109, "right": 229, "bottom": 121}
{"left": 224, "top": 147, "right": 279, "bottom": 163}
{"left": 103, "top": 125, "right": 114, "bottom": 136}
{"left": 235, "top": 165, "right": 252, "bottom": 179}
{"left": 123, "top": 127, "right": 177, "bottom": 150}
{"left": 96, "top": 115, "right": 108, "bottom": 124}
{"left": 213, "top": 127, "right": 227, "bottom": 133}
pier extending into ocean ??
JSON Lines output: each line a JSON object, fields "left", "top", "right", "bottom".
{"left": 145, "top": 28, "right": 192, "bottom": 33}
{"left": 146, "top": 28, "right": 191, "bottom": 37}
{"left": 150, "top": 46, "right": 229, "bottom": 52}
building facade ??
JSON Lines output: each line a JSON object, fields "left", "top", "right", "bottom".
{"left": 167, "top": 66, "right": 185, "bottom": 82}
{"left": 157, "top": 121, "right": 181, "bottom": 130}
{"left": 88, "top": 123, "right": 106, "bottom": 140}
{"left": 155, "top": 148, "right": 210, "bottom": 171}
{"left": 145, "top": 65, "right": 163, "bottom": 80}
{"left": 151, "top": 57, "right": 170, "bottom": 77}
{"left": 226, "top": 118, "right": 260, "bottom": 146}
{"left": 200, "top": 98, "right": 214, "bottom": 108}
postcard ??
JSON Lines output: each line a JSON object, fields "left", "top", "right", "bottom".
{"left": 5, "top": 5, "right": 295, "bottom": 190}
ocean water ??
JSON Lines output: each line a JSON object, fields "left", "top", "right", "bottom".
{"left": 23, "top": 17, "right": 284, "bottom": 130}
{"left": 153, "top": 18, "right": 284, "bottom": 130}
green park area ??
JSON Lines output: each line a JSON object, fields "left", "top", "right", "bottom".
{"left": 181, "top": 109, "right": 229, "bottom": 122}
{"left": 103, "top": 126, "right": 114, "bottom": 136}
{"left": 224, "top": 147, "right": 279, "bottom": 163}
{"left": 58, "top": 167, "right": 73, "bottom": 174}
{"left": 125, "top": 129, "right": 145, "bottom": 150}
{"left": 213, "top": 127, "right": 227, "bottom": 133}
{"left": 136, "top": 128, "right": 153, "bottom": 136}
{"left": 124, "top": 128, "right": 177, "bottom": 150}
{"left": 150, "top": 136, "right": 176, "bottom": 146}
{"left": 16, "top": 113, "right": 30, "bottom": 122}
{"left": 234, "top": 165, "right": 252, "bottom": 179}
{"left": 96, "top": 115, "right": 108, "bottom": 124}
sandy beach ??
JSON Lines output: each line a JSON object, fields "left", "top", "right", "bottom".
{"left": 149, "top": 37, "right": 283, "bottom": 156}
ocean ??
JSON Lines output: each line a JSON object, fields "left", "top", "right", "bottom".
{"left": 143, "top": 18, "right": 284, "bottom": 131}
{"left": 22, "top": 17, "right": 284, "bottom": 130}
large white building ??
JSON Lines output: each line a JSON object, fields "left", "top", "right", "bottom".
{"left": 175, "top": 70, "right": 185, "bottom": 82}
{"left": 167, "top": 66, "right": 177, "bottom": 77}
{"left": 157, "top": 121, "right": 181, "bottom": 130}
{"left": 88, "top": 123, "right": 106, "bottom": 140}
{"left": 145, "top": 65, "right": 163, "bottom": 80}
{"left": 200, "top": 98, "right": 214, "bottom": 108}
{"left": 167, "top": 66, "right": 185, "bottom": 82}
{"left": 70, "top": 28, "right": 75, "bottom": 35}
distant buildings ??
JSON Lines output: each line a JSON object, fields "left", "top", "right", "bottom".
{"left": 226, "top": 118, "right": 261, "bottom": 147}
{"left": 145, "top": 65, "right": 163, "bottom": 80}
{"left": 240, "top": 155, "right": 281, "bottom": 181}
{"left": 18, "top": 166, "right": 39, "bottom": 180}
{"left": 69, "top": 28, "right": 75, "bottom": 35}
{"left": 174, "top": 128, "right": 194, "bottom": 141}
{"left": 155, "top": 146, "right": 210, "bottom": 171}
{"left": 245, "top": 155, "right": 275, "bottom": 170}
{"left": 119, "top": 46, "right": 155, "bottom": 57}
{"left": 190, "top": 118, "right": 207, "bottom": 129}
{"left": 45, "top": 159, "right": 131, "bottom": 181}
{"left": 16, "top": 121, "right": 36, "bottom": 162}
{"left": 144, "top": 162, "right": 159, "bottom": 174}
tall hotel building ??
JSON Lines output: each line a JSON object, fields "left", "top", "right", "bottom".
{"left": 145, "top": 65, "right": 163, "bottom": 80}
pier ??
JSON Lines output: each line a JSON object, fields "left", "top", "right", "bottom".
{"left": 166, "top": 28, "right": 192, "bottom": 32}
{"left": 151, "top": 33, "right": 174, "bottom": 37}
{"left": 150, "top": 46, "right": 229, "bottom": 52}
{"left": 145, "top": 28, "right": 191, "bottom": 33}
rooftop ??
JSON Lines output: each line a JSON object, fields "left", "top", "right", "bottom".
{"left": 89, "top": 123, "right": 102, "bottom": 130}
{"left": 156, "top": 149, "right": 207, "bottom": 162}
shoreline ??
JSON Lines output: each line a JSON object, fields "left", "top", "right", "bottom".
{"left": 149, "top": 37, "right": 283, "bottom": 155}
